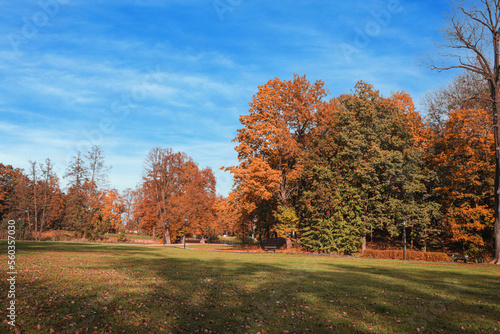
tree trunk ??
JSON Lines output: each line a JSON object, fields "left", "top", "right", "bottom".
{"left": 165, "top": 227, "right": 171, "bottom": 244}
{"left": 361, "top": 233, "right": 366, "bottom": 253}
{"left": 33, "top": 182, "right": 38, "bottom": 242}
{"left": 494, "top": 118, "right": 500, "bottom": 263}
{"left": 26, "top": 209, "right": 32, "bottom": 237}
{"left": 493, "top": 90, "right": 500, "bottom": 264}
{"left": 39, "top": 184, "right": 47, "bottom": 242}
{"left": 410, "top": 224, "right": 414, "bottom": 250}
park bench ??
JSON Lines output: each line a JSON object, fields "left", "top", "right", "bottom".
{"left": 452, "top": 254, "right": 468, "bottom": 263}
{"left": 264, "top": 245, "right": 277, "bottom": 252}
{"left": 260, "top": 237, "right": 286, "bottom": 252}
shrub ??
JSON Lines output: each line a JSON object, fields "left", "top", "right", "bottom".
{"left": 208, "top": 235, "right": 221, "bottom": 243}
{"left": 301, "top": 217, "right": 362, "bottom": 255}
{"left": 242, "top": 236, "right": 258, "bottom": 244}
{"left": 117, "top": 230, "right": 127, "bottom": 242}
{"left": 220, "top": 236, "right": 242, "bottom": 244}
{"left": 363, "top": 249, "right": 450, "bottom": 262}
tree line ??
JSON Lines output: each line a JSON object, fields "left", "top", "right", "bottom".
{"left": 3, "top": 0, "right": 500, "bottom": 261}
{"left": 223, "top": 73, "right": 495, "bottom": 259}
{"left": 0, "top": 146, "right": 220, "bottom": 242}
{"left": 0, "top": 73, "right": 496, "bottom": 258}
{"left": 0, "top": 73, "right": 495, "bottom": 259}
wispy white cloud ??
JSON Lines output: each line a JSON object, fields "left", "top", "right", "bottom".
{"left": 0, "top": 0, "right": 455, "bottom": 196}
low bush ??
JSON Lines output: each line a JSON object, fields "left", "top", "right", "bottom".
{"left": 242, "top": 236, "right": 258, "bottom": 244}
{"left": 206, "top": 235, "right": 258, "bottom": 244}
{"left": 363, "top": 249, "right": 450, "bottom": 262}
{"left": 117, "top": 230, "right": 127, "bottom": 242}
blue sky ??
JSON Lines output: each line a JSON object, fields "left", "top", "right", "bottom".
{"left": 1, "top": 0, "right": 456, "bottom": 196}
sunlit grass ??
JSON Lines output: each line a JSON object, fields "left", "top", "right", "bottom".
{"left": 1, "top": 241, "right": 499, "bottom": 333}
{"left": 104, "top": 233, "right": 155, "bottom": 240}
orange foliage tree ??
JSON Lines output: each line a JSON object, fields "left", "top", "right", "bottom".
{"left": 100, "top": 189, "right": 124, "bottom": 232}
{"left": 227, "top": 74, "right": 328, "bottom": 238}
{"left": 1, "top": 161, "right": 65, "bottom": 240}
{"left": 0, "top": 163, "right": 24, "bottom": 223}
{"left": 212, "top": 194, "right": 247, "bottom": 237}
{"left": 37, "top": 159, "right": 65, "bottom": 239}
{"left": 136, "top": 148, "right": 216, "bottom": 243}
{"left": 431, "top": 108, "right": 495, "bottom": 256}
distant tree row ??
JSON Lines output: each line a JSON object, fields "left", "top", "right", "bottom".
{"left": 0, "top": 146, "right": 220, "bottom": 243}
{"left": 0, "top": 146, "right": 123, "bottom": 240}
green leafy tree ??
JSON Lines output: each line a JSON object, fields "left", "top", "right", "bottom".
{"left": 301, "top": 164, "right": 363, "bottom": 254}
{"left": 301, "top": 82, "right": 438, "bottom": 253}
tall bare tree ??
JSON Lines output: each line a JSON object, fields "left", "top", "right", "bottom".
{"left": 421, "top": 71, "right": 489, "bottom": 130}
{"left": 121, "top": 188, "right": 137, "bottom": 231}
{"left": 38, "top": 158, "right": 62, "bottom": 240}
{"left": 28, "top": 161, "right": 39, "bottom": 241}
{"left": 425, "top": 0, "right": 500, "bottom": 263}
{"left": 85, "top": 145, "right": 111, "bottom": 189}
{"left": 142, "top": 147, "right": 183, "bottom": 244}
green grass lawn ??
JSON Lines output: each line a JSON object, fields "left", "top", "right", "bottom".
{"left": 1, "top": 241, "right": 499, "bottom": 333}
{"left": 104, "top": 233, "right": 155, "bottom": 240}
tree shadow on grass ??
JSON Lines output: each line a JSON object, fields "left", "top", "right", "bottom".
{"left": 329, "top": 262, "right": 500, "bottom": 332}
{"left": 4, "top": 243, "right": 499, "bottom": 333}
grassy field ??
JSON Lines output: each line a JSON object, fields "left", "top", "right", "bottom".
{"left": 104, "top": 233, "right": 155, "bottom": 240}
{"left": 1, "top": 242, "right": 499, "bottom": 333}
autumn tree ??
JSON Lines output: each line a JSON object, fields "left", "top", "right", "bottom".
{"left": 100, "top": 189, "right": 124, "bottom": 233}
{"left": 64, "top": 151, "right": 90, "bottom": 236}
{"left": 227, "top": 74, "right": 328, "bottom": 238}
{"left": 0, "top": 163, "right": 24, "bottom": 223}
{"left": 36, "top": 159, "right": 64, "bottom": 240}
{"left": 137, "top": 148, "right": 217, "bottom": 243}
{"left": 121, "top": 188, "right": 138, "bottom": 231}
{"left": 64, "top": 146, "right": 112, "bottom": 239}
{"left": 28, "top": 161, "right": 40, "bottom": 240}
{"left": 0, "top": 164, "right": 28, "bottom": 239}
{"left": 422, "top": 71, "right": 490, "bottom": 131}
{"left": 179, "top": 164, "right": 217, "bottom": 236}
{"left": 424, "top": 0, "right": 500, "bottom": 263}
{"left": 1, "top": 161, "right": 64, "bottom": 240}
{"left": 301, "top": 82, "right": 439, "bottom": 254}
{"left": 139, "top": 148, "right": 184, "bottom": 243}
{"left": 212, "top": 194, "right": 245, "bottom": 237}
{"left": 431, "top": 107, "right": 495, "bottom": 256}
{"left": 133, "top": 186, "right": 156, "bottom": 236}
{"left": 85, "top": 146, "right": 113, "bottom": 238}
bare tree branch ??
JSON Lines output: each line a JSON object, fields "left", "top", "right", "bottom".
{"left": 423, "top": 0, "right": 500, "bottom": 263}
